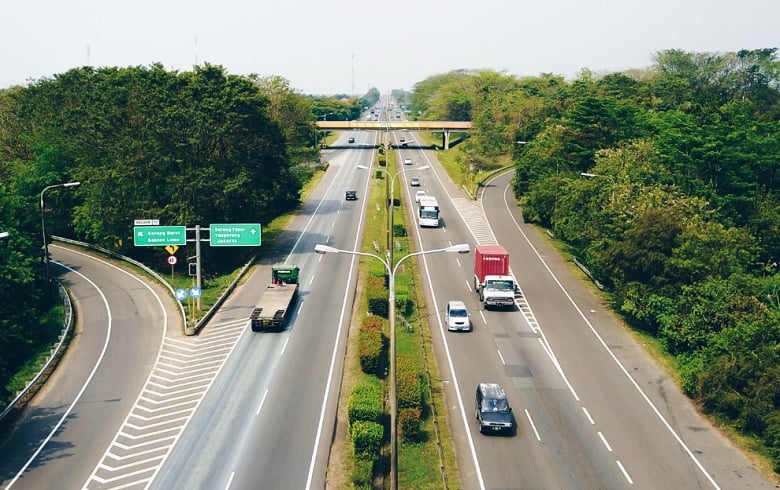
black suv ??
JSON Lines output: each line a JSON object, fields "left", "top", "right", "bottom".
{"left": 345, "top": 190, "right": 357, "bottom": 201}
{"left": 475, "top": 383, "right": 516, "bottom": 435}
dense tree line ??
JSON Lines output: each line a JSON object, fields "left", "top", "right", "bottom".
{"left": 413, "top": 49, "right": 780, "bottom": 470}
{"left": 0, "top": 63, "right": 350, "bottom": 405}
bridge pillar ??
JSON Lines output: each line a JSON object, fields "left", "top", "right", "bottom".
{"left": 443, "top": 130, "right": 451, "bottom": 150}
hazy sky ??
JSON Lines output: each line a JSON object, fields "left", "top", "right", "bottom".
{"left": 3, "top": 0, "right": 778, "bottom": 96}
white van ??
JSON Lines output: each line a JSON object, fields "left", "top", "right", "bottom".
{"left": 445, "top": 300, "right": 471, "bottom": 331}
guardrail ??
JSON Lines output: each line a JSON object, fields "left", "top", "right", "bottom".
{"left": 0, "top": 284, "right": 73, "bottom": 423}
{"left": 51, "top": 236, "right": 255, "bottom": 335}
{"left": 466, "top": 164, "right": 516, "bottom": 200}
{"left": 0, "top": 237, "right": 257, "bottom": 422}
{"left": 573, "top": 256, "right": 605, "bottom": 290}
{"left": 53, "top": 236, "right": 188, "bottom": 328}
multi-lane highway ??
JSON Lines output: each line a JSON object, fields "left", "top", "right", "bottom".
{"left": 1, "top": 105, "right": 775, "bottom": 489}
{"left": 150, "top": 130, "right": 377, "bottom": 489}
{"left": 398, "top": 139, "right": 775, "bottom": 489}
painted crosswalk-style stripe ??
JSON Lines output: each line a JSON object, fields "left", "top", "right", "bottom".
{"left": 83, "top": 319, "right": 247, "bottom": 489}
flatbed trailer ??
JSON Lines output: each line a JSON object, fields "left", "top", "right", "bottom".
{"left": 250, "top": 265, "right": 300, "bottom": 332}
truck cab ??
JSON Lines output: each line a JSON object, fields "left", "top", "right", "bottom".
{"left": 272, "top": 265, "right": 299, "bottom": 284}
{"left": 480, "top": 276, "right": 516, "bottom": 309}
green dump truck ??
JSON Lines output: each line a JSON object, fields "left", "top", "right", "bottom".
{"left": 250, "top": 265, "right": 300, "bottom": 332}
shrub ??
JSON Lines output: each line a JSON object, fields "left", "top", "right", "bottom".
{"left": 366, "top": 275, "right": 389, "bottom": 318}
{"left": 348, "top": 380, "right": 383, "bottom": 426}
{"left": 351, "top": 420, "right": 384, "bottom": 456}
{"left": 396, "top": 353, "right": 424, "bottom": 410}
{"left": 399, "top": 408, "right": 422, "bottom": 442}
{"left": 351, "top": 453, "right": 375, "bottom": 489}
{"left": 358, "top": 315, "right": 387, "bottom": 375}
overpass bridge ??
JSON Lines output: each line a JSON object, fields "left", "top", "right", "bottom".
{"left": 315, "top": 120, "right": 471, "bottom": 149}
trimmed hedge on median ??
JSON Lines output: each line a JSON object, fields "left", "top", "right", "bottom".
{"left": 358, "top": 315, "right": 387, "bottom": 376}
{"left": 348, "top": 379, "right": 383, "bottom": 426}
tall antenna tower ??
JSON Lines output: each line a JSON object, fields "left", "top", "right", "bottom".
{"left": 194, "top": 34, "right": 199, "bottom": 66}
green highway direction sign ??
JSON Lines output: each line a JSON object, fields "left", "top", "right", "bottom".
{"left": 134, "top": 226, "right": 186, "bottom": 246}
{"left": 209, "top": 223, "right": 261, "bottom": 247}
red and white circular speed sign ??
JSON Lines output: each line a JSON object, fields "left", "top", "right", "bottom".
{"left": 167, "top": 256, "right": 177, "bottom": 265}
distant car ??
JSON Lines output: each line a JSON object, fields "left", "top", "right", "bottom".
{"left": 403, "top": 157, "right": 412, "bottom": 165}
{"left": 475, "top": 383, "right": 516, "bottom": 435}
{"left": 348, "top": 137, "right": 355, "bottom": 143}
{"left": 410, "top": 177, "right": 421, "bottom": 187}
{"left": 414, "top": 190, "right": 427, "bottom": 203}
{"left": 345, "top": 190, "right": 357, "bottom": 201}
{"left": 445, "top": 300, "right": 471, "bottom": 331}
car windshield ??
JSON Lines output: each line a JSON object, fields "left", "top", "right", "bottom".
{"left": 450, "top": 308, "right": 467, "bottom": 317}
{"left": 486, "top": 279, "right": 513, "bottom": 290}
{"left": 481, "top": 398, "right": 509, "bottom": 412}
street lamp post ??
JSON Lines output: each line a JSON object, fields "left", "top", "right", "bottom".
{"left": 40, "top": 181, "right": 81, "bottom": 282}
{"left": 356, "top": 164, "right": 429, "bottom": 260}
{"left": 580, "top": 172, "right": 616, "bottom": 205}
{"left": 315, "top": 242, "right": 469, "bottom": 490}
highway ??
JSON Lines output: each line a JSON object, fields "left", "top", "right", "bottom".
{"left": 399, "top": 142, "right": 775, "bottom": 489}
{"left": 0, "top": 245, "right": 176, "bottom": 489}
{"left": 151, "top": 129, "right": 375, "bottom": 489}
{"left": 1, "top": 111, "right": 775, "bottom": 489}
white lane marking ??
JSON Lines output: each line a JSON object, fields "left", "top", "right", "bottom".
{"left": 497, "top": 350, "right": 506, "bottom": 365}
{"left": 224, "top": 471, "right": 236, "bottom": 490}
{"left": 536, "top": 337, "right": 580, "bottom": 401}
{"left": 414, "top": 237, "right": 487, "bottom": 489}
{"left": 5, "top": 261, "right": 114, "bottom": 488}
{"left": 499, "top": 180, "right": 720, "bottom": 489}
{"left": 582, "top": 406, "right": 595, "bottom": 425}
{"left": 598, "top": 431, "right": 613, "bottom": 452}
{"left": 616, "top": 460, "right": 634, "bottom": 484}
{"left": 256, "top": 389, "right": 269, "bottom": 416}
{"left": 524, "top": 409, "right": 542, "bottom": 442}
{"left": 280, "top": 336, "right": 290, "bottom": 356}
{"left": 305, "top": 135, "right": 377, "bottom": 489}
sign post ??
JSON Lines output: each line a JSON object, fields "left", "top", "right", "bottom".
{"left": 167, "top": 255, "right": 177, "bottom": 280}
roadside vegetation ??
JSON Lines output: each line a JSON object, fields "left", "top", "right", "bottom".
{"left": 410, "top": 50, "right": 780, "bottom": 476}
{"left": 1, "top": 47, "right": 778, "bottom": 483}
{"left": 0, "top": 63, "right": 368, "bottom": 409}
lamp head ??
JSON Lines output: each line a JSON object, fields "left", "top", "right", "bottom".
{"left": 448, "top": 243, "right": 470, "bottom": 254}
{"left": 315, "top": 244, "right": 340, "bottom": 254}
